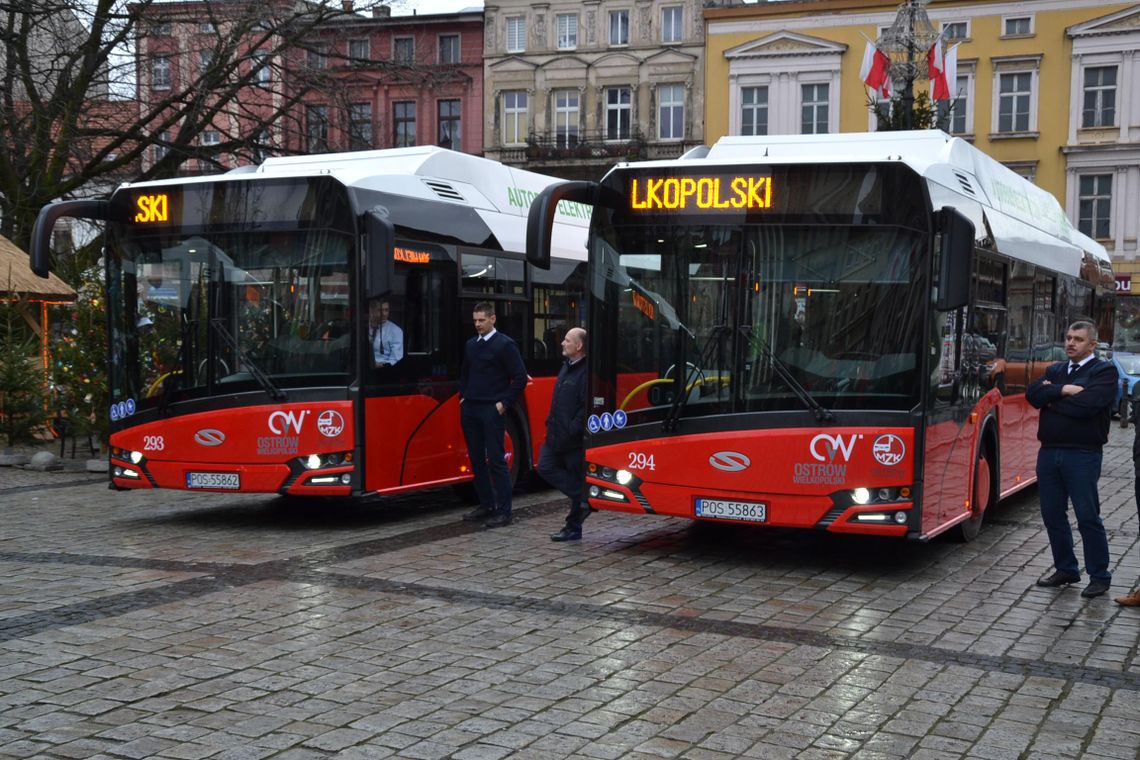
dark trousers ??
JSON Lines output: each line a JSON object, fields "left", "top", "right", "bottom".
{"left": 1036, "top": 447, "right": 1111, "bottom": 583}
{"left": 538, "top": 443, "right": 586, "bottom": 530}
{"left": 460, "top": 402, "right": 512, "bottom": 516}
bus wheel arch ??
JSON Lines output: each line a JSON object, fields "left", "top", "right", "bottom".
{"left": 957, "top": 420, "right": 998, "bottom": 543}
{"left": 503, "top": 410, "right": 530, "bottom": 490}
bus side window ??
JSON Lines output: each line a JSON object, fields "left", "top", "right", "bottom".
{"left": 532, "top": 260, "right": 585, "bottom": 370}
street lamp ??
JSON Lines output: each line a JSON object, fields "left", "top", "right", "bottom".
{"left": 875, "top": 0, "right": 940, "bottom": 130}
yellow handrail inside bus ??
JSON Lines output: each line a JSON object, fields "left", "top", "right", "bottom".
{"left": 618, "top": 375, "right": 731, "bottom": 411}
{"left": 145, "top": 370, "right": 182, "bottom": 398}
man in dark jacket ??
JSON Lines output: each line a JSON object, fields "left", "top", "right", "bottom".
{"left": 459, "top": 302, "right": 529, "bottom": 528}
{"left": 1026, "top": 321, "right": 1118, "bottom": 599}
{"left": 540, "top": 327, "right": 589, "bottom": 541}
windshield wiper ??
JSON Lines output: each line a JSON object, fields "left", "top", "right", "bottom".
{"left": 745, "top": 326, "right": 834, "bottom": 423}
{"left": 208, "top": 318, "right": 286, "bottom": 401}
{"left": 662, "top": 323, "right": 730, "bottom": 433}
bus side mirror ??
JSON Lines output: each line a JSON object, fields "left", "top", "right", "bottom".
{"left": 936, "top": 206, "right": 973, "bottom": 312}
{"left": 365, "top": 206, "right": 395, "bottom": 299}
{"left": 30, "top": 199, "right": 110, "bottom": 277}
{"left": 526, "top": 181, "right": 597, "bottom": 269}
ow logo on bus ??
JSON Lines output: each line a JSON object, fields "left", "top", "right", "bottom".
{"left": 809, "top": 433, "right": 860, "bottom": 463}
{"left": 269, "top": 410, "right": 308, "bottom": 435}
{"left": 872, "top": 434, "right": 906, "bottom": 466}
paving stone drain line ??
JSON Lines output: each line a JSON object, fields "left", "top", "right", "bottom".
{"left": 2, "top": 498, "right": 1138, "bottom": 694}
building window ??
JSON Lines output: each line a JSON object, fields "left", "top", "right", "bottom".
{"left": 154, "top": 131, "right": 169, "bottom": 162}
{"left": 657, "top": 84, "right": 684, "bottom": 140}
{"left": 199, "top": 49, "right": 213, "bottom": 74}
{"left": 306, "top": 105, "right": 329, "bottom": 153}
{"left": 661, "top": 6, "right": 683, "bottom": 43}
{"left": 152, "top": 56, "right": 171, "bottom": 90}
{"left": 506, "top": 16, "right": 525, "bottom": 53}
{"left": 1002, "top": 16, "right": 1033, "bottom": 36}
{"left": 348, "top": 39, "right": 369, "bottom": 63}
{"left": 801, "top": 83, "right": 829, "bottom": 134}
{"left": 252, "top": 51, "right": 270, "bottom": 84}
{"left": 938, "top": 74, "right": 970, "bottom": 134}
{"left": 609, "top": 10, "right": 629, "bottom": 46}
{"left": 1082, "top": 66, "right": 1117, "bottom": 128}
{"left": 153, "top": 22, "right": 171, "bottom": 36}
{"left": 502, "top": 91, "right": 528, "bottom": 146}
{"left": 557, "top": 14, "right": 578, "bottom": 50}
{"left": 253, "top": 129, "right": 272, "bottom": 162}
{"left": 740, "top": 86, "right": 768, "bottom": 136}
{"left": 308, "top": 44, "right": 328, "bottom": 70}
{"left": 941, "top": 21, "right": 969, "bottom": 41}
{"left": 393, "top": 101, "right": 416, "bottom": 147}
{"left": 554, "top": 90, "right": 579, "bottom": 148}
{"left": 438, "top": 99, "right": 460, "bottom": 151}
{"left": 1078, "top": 175, "right": 1112, "bottom": 239}
{"left": 439, "top": 34, "right": 460, "bottom": 64}
{"left": 997, "top": 71, "right": 1032, "bottom": 132}
{"left": 606, "top": 87, "right": 632, "bottom": 141}
{"left": 199, "top": 21, "right": 215, "bottom": 34}
{"left": 201, "top": 130, "right": 220, "bottom": 146}
{"left": 393, "top": 37, "right": 414, "bottom": 63}
{"left": 349, "top": 102, "right": 372, "bottom": 150}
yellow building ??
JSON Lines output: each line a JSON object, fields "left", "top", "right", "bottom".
{"left": 704, "top": 0, "right": 1132, "bottom": 249}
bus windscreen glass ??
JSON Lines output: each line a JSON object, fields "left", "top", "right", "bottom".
{"left": 590, "top": 164, "right": 930, "bottom": 422}
{"left": 105, "top": 178, "right": 355, "bottom": 414}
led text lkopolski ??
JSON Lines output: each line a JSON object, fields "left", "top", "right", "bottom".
{"left": 629, "top": 176, "right": 774, "bottom": 212}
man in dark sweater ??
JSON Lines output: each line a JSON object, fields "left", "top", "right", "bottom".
{"left": 540, "top": 328, "right": 589, "bottom": 542}
{"left": 459, "top": 302, "right": 528, "bottom": 528}
{"left": 1026, "top": 321, "right": 1118, "bottom": 599}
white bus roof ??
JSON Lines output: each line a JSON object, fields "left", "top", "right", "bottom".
{"left": 119, "top": 146, "right": 589, "bottom": 262}
{"left": 622, "top": 130, "right": 1108, "bottom": 278}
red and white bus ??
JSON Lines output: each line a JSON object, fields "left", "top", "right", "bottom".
{"left": 31, "top": 147, "right": 589, "bottom": 497}
{"left": 527, "top": 131, "right": 1113, "bottom": 540}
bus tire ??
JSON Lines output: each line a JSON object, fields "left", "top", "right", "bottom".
{"left": 957, "top": 442, "right": 992, "bottom": 543}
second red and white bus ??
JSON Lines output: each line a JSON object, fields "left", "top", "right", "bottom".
{"left": 527, "top": 131, "right": 1113, "bottom": 540}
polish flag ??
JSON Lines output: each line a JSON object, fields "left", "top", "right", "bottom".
{"left": 860, "top": 41, "right": 891, "bottom": 97}
{"left": 943, "top": 43, "right": 959, "bottom": 100}
{"left": 928, "top": 36, "right": 950, "bottom": 101}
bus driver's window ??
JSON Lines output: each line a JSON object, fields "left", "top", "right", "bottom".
{"left": 368, "top": 298, "right": 404, "bottom": 368}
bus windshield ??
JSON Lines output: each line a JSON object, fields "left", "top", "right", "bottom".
{"left": 592, "top": 220, "right": 927, "bottom": 422}
{"left": 105, "top": 179, "right": 355, "bottom": 412}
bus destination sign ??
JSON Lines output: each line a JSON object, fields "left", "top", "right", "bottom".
{"left": 133, "top": 192, "right": 170, "bottom": 224}
{"left": 630, "top": 175, "right": 773, "bottom": 212}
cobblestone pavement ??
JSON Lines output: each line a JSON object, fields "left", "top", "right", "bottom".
{"left": 1, "top": 428, "right": 1139, "bottom": 760}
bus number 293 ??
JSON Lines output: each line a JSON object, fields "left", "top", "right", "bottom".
{"left": 628, "top": 452, "right": 656, "bottom": 470}
{"left": 143, "top": 435, "right": 165, "bottom": 451}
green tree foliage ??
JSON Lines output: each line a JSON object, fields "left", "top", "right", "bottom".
{"left": 0, "top": 294, "right": 49, "bottom": 446}
{"left": 50, "top": 246, "right": 109, "bottom": 444}
{"left": 869, "top": 90, "right": 948, "bottom": 131}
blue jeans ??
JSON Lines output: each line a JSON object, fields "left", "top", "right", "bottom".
{"left": 460, "top": 402, "right": 512, "bottom": 516}
{"left": 538, "top": 443, "right": 586, "bottom": 530}
{"left": 1036, "top": 447, "right": 1111, "bottom": 583}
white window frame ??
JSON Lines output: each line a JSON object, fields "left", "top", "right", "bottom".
{"left": 506, "top": 16, "right": 525, "bottom": 53}
{"left": 657, "top": 84, "right": 685, "bottom": 141}
{"left": 252, "top": 51, "right": 270, "bottom": 84}
{"left": 199, "top": 21, "right": 216, "bottom": 34}
{"left": 605, "top": 86, "right": 632, "bottom": 141}
{"left": 153, "top": 130, "right": 169, "bottom": 162}
{"left": 1077, "top": 174, "right": 1113, "bottom": 240}
{"left": 1001, "top": 15, "right": 1034, "bottom": 38}
{"left": 740, "top": 85, "right": 768, "bottom": 136}
{"left": 661, "top": 6, "right": 683, "bottom": 44}
{"left": 800, "top": 82, "right": 830, "bottom": 135}
{"left": 1081, "top": 65, "right": 1118, "bottom": 129}
{"left": 439, "top": 34, "right": 460, "bottom": 64}
{"left": 609, "top": 10, "right": 629, "bottom": 46}
{"left": 557, "top": 14, "right": 578, "bottom": 50}
{"left": 201, "top": 130, "right": 220, "bottom": 146}
{"left": 501, "top": 90, "right": 528, "bottom": 146}
{"left": 940, "top": 21, "right": 970, "bottom": 42}
{"left": 199, "top": 49, "right": 213, "bottom": 74}
{"left": 991, "top": 61, "right": 1039, "bottom": 135}
{"left": 152, "top": 56, "right": 171, "bottom": 90}
{"left": 940, "top": 72, "right": 974, "bottom": 136}
{"left": 553, "top": 89, "right": 580, "bottom": 148}
{"left": 437, "top": 99, "right": 461, "bottom": 151}
{"left": 393, "top": 101, "right": 416, "bottom": 147}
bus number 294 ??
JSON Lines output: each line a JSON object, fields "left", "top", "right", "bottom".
{"left": 628, "top": 452, "right": 656, "bottom": 470}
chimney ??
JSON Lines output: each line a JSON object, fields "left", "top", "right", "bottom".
{"left": 341, "top": 0, "right": 352, "bottom": 11}
{"left": 372, "top": 4, "right": 391, "bottom": 17}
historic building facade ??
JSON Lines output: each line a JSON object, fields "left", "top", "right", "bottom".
{"left": 703, "top": 0, "right": 1138, "bottom": 271}
{"left": 482, "top": 0, "right": 707, "bottom": 180}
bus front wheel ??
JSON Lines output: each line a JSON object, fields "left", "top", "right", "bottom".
{"left": 957, "top": 443, "right": 992, "bottom": 542}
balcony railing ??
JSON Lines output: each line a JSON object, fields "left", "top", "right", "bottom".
{"left": 523, "top": 130, "right": 647, "bottom": 161}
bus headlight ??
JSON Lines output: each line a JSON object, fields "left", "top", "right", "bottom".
{"left": 616, "top": 469, "right": 633, "bottom": 485}
{"left": 129, "top": 450, "right": 144, "bottom": 464}
{"left": 305, "top": 454, "right": 322, "bottom": 470}
{"left": 851, "top": 487, "right": 871, "bottom": 505}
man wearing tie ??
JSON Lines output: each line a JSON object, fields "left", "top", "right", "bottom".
{"left": 1027, "top": 321, "right": 1118, "bottom": 599}
{"left": 369, "top": 299, "right": 403, "bottom": 368}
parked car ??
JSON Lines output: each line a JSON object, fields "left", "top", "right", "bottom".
{"left": 1111, "top": 350, "right": 1140, "bottom": 427}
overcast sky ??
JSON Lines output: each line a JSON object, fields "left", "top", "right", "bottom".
{"left": 392, "top": 1, "right": 485, "bottom": 15}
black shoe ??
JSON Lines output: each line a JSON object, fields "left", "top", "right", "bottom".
{"left": 1036, "top": 571, "right": 1080, "bottom": 588}
{"left": 462, "top": 508, "right": 492, "bottom": 522}
{"left": 550, "top": 527, "right": 582, "bottom": 542}
{"left": 483, "top": 513, "right": 513, "bottom": 528}
{"left": 1081, "top": 579, "right": 1110, "bottom": 598}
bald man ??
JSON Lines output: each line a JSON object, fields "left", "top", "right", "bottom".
{"left": 540, "top": 327, "right": 591, "bottom": 541}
